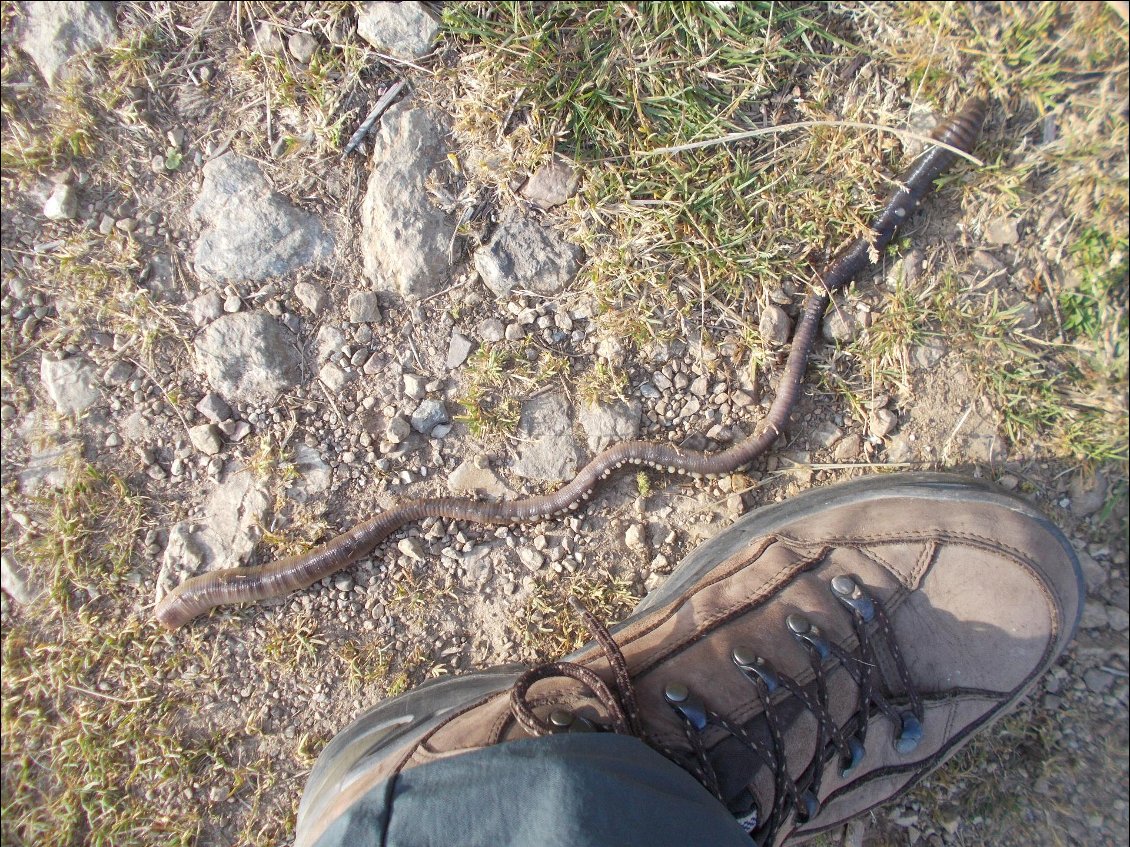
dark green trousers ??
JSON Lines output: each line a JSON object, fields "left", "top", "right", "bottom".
{"left": 312, "top": 733, "right": 752, "bottom": 847}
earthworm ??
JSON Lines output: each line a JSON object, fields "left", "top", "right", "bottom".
{"left": 154, "top": 98, "right": 987, "bottom": 630}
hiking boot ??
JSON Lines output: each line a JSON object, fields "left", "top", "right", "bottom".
{"left": 295, "top": 473, "right": 1083, "bottom": 846}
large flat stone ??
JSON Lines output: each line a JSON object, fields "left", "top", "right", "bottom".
{"left": 360, "top": 105, "right": 456, "bottom": 298}
{"left": 190, "top": 153, "right": 333, "bottom": 285}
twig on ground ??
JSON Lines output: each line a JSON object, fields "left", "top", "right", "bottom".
{"left": 342, "top": 80, "right": 407, "bottom": 158}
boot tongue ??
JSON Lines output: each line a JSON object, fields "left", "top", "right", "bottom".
{"left": 709, "top": 692, "right": 815, "bottom": 827}
{"left": 708, "top": 659, "right": 870, "bottom": 838}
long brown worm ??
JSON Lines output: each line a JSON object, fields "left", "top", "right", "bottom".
{"left": 154, "top": 98, "right": 987, "bottom": 630}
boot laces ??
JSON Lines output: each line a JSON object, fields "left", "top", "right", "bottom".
{"left": 508, "top": 576, "right": 924, "bottom": 845}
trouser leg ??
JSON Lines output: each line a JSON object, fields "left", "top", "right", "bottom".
{"left": 310, "top": 732, "right": 752, "bottom": 847}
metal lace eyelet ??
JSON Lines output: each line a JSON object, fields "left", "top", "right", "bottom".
{"left": 840, "top": 734, "right": 866, "bottom": 776}
{"left": 548, "top": 709, "right": 596, "bottom": 733}
{"left": 830, "top": 575, "right": 876, "bottom": 622}
{"left": 895, "top": 710, "right": 923, "bottom": 754}
{"left": 797, "top": 788, "right": 820, "bottom": 823}
{"left": 786, "top": 614, "right": 830, "bottom": 661}
{"left": 731, "top": 646, "right": 781, "bottom": 694}
{"left": 664, "top": 682, "right": 708, "bottom": 731}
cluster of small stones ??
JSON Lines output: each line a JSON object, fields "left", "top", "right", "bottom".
{"left": 0, "top": 273, "right": 56, "bottom": 345}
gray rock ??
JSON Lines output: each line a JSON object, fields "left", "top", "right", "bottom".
{"left": 385, "top": 415, "right": 411, "bottom": 443}
{"left": 190, "top": 153, "right": 333, "bottom": 285}
{"left": 447, "top": 458, "right": 512, "bottom": 499}
{"left": 474, "top": 209, "right": 581, "bottom": 298}
{"left": 253, "top": 21, "right": 285, "bottom": 54}
{"left": 19, "top": 1, "right": 118, "bottom": 87}
{"left": 194, "top": 311, "right": 302, "bottom": 406}
{"left": 410, "top": 399, "right": 450, "bottom": 435}
{"left": 446, "top": 331, "right": 474, "bottom": 369}
{"left": 206, "top": 472, "right": 271, "bottom": 562}
{"left": 139, "top": 252, "right": 178, "bottom": 300}
{"left": 911, "top": 338, "right": 947, "bottom": 369}
{"left": 19, "top": 440, "right": 78, "bottom": 493}
{"left": 1076, "top": 551, "right": 1107, "bottom": 592}
{"left": 401, "top": 372, "right": 425, "bottom": 400}
{"left": 360, "top": 105, "right": 455, "bottom": 298}
{"left": 319, "top": 362, "right": 350, "bottom": 392}
{"left": 1079, "top": 600, "right": 1109, "bottom": 629}
{"left": 41, "top": 355, "right": 100, "bottom": 414}
{"left": 522, "top": 156, "right": 580, "bottom": 210}
{"left": 288, "top": 30, "right": 318, "bottom": 63}
{"left": 478, "top": 317, "right": 505, "bottom": 342}
{"left": 578, "top": 399, "right": 641, "bottom": 453}
{"left": 1068, "top": 470, "right": 1107, "bottom": 518}
{"left": 513, "top": 392, "right": 581, "bottom": 482}
{"left": 195, "top": 392, "right": 231, "bottom": 424}
{"left": 461, "top": 545, "right": 495, "bottom": 589}
{"left": 823, "top": 306, "right": 858, "bottom": 344}
{"left": 519, "top": 548, "right": 545, "bottom": 571}
{"left": 398, "top": 537, "right": 426, "bottom": 561}
{"left": 43, "top": 183, "right": 77, "bottom": 220}
{"left": 118, "top": 410, "right": 148, "bottom": 443}
{"left": 1, "top": 551, "right": 41, "bottom": 605}
{"left": 102, "top": 360, "right": 133, "bottom": 387}
{"left": 157, "top": 471, "right": 271, "bottom": 600}
{"left": 833, "top": 433, "right": 862, "bottom": 461}
{"left": 1082, "top": 667, "right": 1113, "bottom": 693}
{"left": 293, "top": 280, "right": 330, "bottom": 316}
{"left": 287, "top": 444, "right": 331, "bottom": 503}
{"left": 971, "top": 249, "right": 1005, "bottom": 274}
{"left": 1108, "top": 606, "right": 1130, "bottom": 632}
{"left": 188, "top": 423, "right": 223, "bottom": 456}
{"left": 869, "top": 408, "right": 898, "bottom": 438}
{"left": 356, "top": 0, "right": 439, "bottom": 59}
{"left": 885, "top": 433, "right": 914, "bottom": 463}
{"left": 758, "top": 304, "right": 792, "bottom": 345}
{"left": 348, "top": 291, "right": 382, "bottom": 323}
{"left": 984, "top": 217, "right": 1020, "bottom": 246}
{"left": 810, "top": 421, "right": 844, "bottom": 449}
{"left": 187, "top": 291, "right": 225, "bottom": 326}
{"left": 314, "top": 325, "right": 347, "bottom": 362}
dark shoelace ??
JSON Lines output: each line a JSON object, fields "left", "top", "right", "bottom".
{"left": 509, "top": 577, "right": 924, "bottom": 845}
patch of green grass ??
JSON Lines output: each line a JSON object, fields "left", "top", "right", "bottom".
{"left": 334, "top": 639, "right": 396, "bottom": 695}
{"left": 245, "top": 434, "right": 299, "bottom": 484}
{"left": 1, "top": 460, "right": 294, "bottom": 846}
{"left": 577, "top": 359, "right": 628, "bottom": 405}
{"left": 519, "top": 572, "right": 639, "bottom": 659}
{"left": 21, "top": 458, "right": 145, "bottom": 609}
{"left": 231, "top": 16, "right": 379, "bottom": 156}
{"left": 446, "top": 2, "right": 1126, "bottom": 473}
{"left": 1063, "top": 227, "right": 1128, "bottom": 346}
{"left": 455, "top": 339, "right": 571, "bottom": 438}
{"left": 889, "top": 702, "right": 1070, "bottom": 845}
{"left": 442, "top": 2, "right": 878, "bottom": 350}
{"left": 839, "top": 253, "right": 1127, "bottom": 464}
{"left": 0, "top": 76, "right": 100, "bottom": 176}
{"left": 12, "top": 235, "right": 180, "bottom": 367}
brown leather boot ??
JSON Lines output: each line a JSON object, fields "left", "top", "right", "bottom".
{"left": 296, "top": 473, "right": 1083, "bottom": 846}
